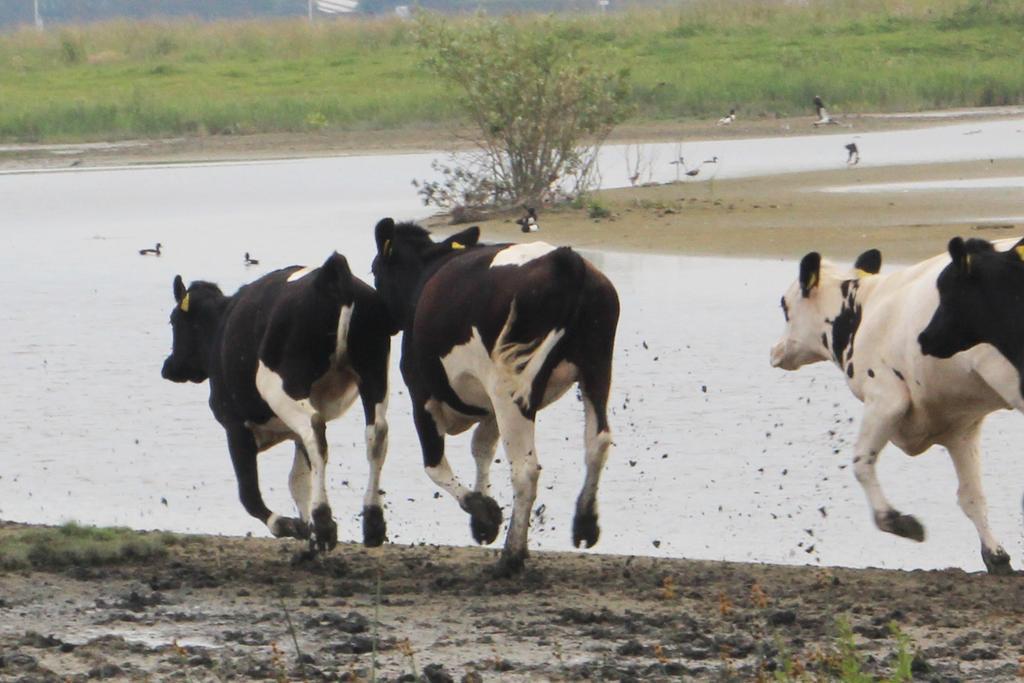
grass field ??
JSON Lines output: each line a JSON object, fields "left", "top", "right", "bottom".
{"left": 0, "top": 0, "right": 1021, "bottom": 142}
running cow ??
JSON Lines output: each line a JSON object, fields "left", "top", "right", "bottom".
{"left": 370, "top": 218, "right": 619, "bottom": 575}
{"left": 771, "top": 244, "right": 1016, "bottom": 574}
{"left": 161, "top": 253, "right": 392, "bottom": 552}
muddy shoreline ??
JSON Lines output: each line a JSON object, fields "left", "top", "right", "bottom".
{"left": 1, "top": 524, "right": 1022, "bottom": 682}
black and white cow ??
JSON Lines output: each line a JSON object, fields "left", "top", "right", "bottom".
{"left": 919, "top": 237, "right": 1024, "bottom": 376}
{"left": 370, "top": 218, "right": 619, "bottom": 574}
{"left": 771, "top": 244, "right": 1018, "bottom": 574}
{"left": 161, "top": 253, "right": 392, "bottom": 552}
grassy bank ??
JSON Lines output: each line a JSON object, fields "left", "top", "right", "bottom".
{"left": 0, "top": 0, "right": 1022, "bottom": 142}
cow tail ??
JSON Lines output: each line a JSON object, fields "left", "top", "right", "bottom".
{"left": 552, "top": 246, "right": 588, "bottom": 331}
{"left": 315, "top": 252, "right": 353, "bottom": 302}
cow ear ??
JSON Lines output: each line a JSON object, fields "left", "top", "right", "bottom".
{"left": 173, "top": 275, "right": 187, "bottom": 303}
{"left": 375, "top": 217, "right": 396, "bottom": 257}
{"left": 799, "top": 252, "right": 821, "bottom": 297}
{"left": 948, "top": 237, "right": 970, "bottom": 275}
{"left": 442, "top": 225, "right": 480, "bottom": 251}
{"left": 853, "top": 248, "right": 881, "bottom": 276}
{"left": 1012, "top": 237, "right": 1024, "bottom": 262}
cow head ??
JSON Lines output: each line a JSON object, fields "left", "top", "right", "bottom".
{"left": 918, "top": 237, "right": 1023, "bottom": 359}
{"left": 371, "top": 217, "right": 480, "bottom": 331}
{"left": 161, "top": 275, "right": 224, "bottom": 383}
{"left": 770, "top": 249, "right": 881, "bottom": 371}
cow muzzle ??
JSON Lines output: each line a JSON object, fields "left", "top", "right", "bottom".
{"left": 770, "top": 340, "right": 790, "bottom": 369}
{"left": 161, "top": 356, "right": 205, "bottom": 383}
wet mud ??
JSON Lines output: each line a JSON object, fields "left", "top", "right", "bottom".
{"left": 1, "top": 524, "right": 1022, "bottom": 682}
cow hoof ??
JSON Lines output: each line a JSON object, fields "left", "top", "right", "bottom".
{"left": 877, "top": 509, "right": 925, "bottom": 542}
{"left": 362, "top": 505, "right": 387, "bottom": 548}
{"left": 982, "top": 547, "right": 1013, "bottom": 575}
{"left": 572, "top": 512, "right": 600, "bottom": 549}
{"left": 464, "top": 492, "right": 502, "bottom": 545}
{"left": 311, "top": 505, "right": 338, "bottom": 552}
{"left": 272, "top": 516, "right": 311, "bottom": 540}
{"left": 493, "top": 552, "right": 526, "bottom": 578}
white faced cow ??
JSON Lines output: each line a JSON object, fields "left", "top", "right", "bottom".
{"left": 370, "top": 218, "right": 619, "bottom": 575}
{"left": 771, "top": 243, "right": 1019, "bottom": 574}
{"left": 161, "top": 253, "right": 392, "bottom": 553}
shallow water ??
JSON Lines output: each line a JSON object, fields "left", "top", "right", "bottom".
{"left": 821, "top": 176, "right": 1024, "bottom": 194}
{"left": 2, "top": 134, "right": 1023, "bottom": 573}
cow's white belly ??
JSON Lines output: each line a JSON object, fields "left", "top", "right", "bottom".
{"left": 886, "top": 347, "right": 1018, "bottom": 454}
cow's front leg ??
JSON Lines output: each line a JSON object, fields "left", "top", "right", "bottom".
{"left": 493, "top": 399, "right": 540, "bottom": 576}
{"left": 945, "top": 427, "right": 1012, "bottom": 575}
{"left": 853, "top": 393, "right": 923, "bottom": 542}
{"left": 415, "top": 400, "right": 502, "bottom": 545}
{"left": 360, "top": 393, "right": 389, "bottom": 548}
{"left": 226, "top": 424, "right": 307, "bottom": 540}
{"left": 256, "top": 365, "right": 336, "bottom": 552}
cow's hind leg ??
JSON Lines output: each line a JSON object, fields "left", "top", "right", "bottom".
{"left": 854, "top": 393, "right": 924, "bottom": 542}
{"left": 574, "top": 394, "right": 612, "bottom": 549}
{"left": 256, "top": 366, "right": 337, "bottom": 552}
{"left": 493, "top": 399, "right": 540, "bottom": 576}
{"left": 414, "top": 401, "right": 502, "bottom": 545}
{"left": 289, "top": 442, "right": 313, "bottom": 526}
{"left": 472, "top": 417, "right": 499, "bottom": 495}
{"left": 359, "top": 394, "right": 389, "bottom": 548}
{"left": 573, "top": 324, "right": 615, "bottom": 549}
{"left": 945, "top": 426, "right": 1012, "bottom": 575}
{"left": 227, "top": 424, "right": 307, "bottom": 540}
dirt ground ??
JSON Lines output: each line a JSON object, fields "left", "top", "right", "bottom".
{"left": 1, "top": 523, "right": 1023, "bottom": 683}
{"left": 3, "top": 112, "right": 1024, "bottom": 681}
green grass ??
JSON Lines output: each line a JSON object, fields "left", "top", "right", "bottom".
{"left": 770, "top": 618, "right": 915, "bottom": 683}
{"left": 0, "top": 0, "right": 1022, "bottom": 142}
{"left": 0, "top": 522, "right": 178, "bottom": 570}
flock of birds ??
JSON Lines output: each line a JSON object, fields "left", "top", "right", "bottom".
{"left": 138, "top": 243, "right": 260, "bottom": 266}
{"left": 139, "top": 95, "right": 857, "bottom": 256}
{"left": 708, "top": 94, "right": 861, "bottom": 171}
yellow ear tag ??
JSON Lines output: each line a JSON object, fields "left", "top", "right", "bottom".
{"left": 965, "top": 254, "right": 973, "bottom": 274}
{"left": 1014, "top": 245, "right": 1024, "bottom": 261}
{"left": 807, "top": 271, "right": 818, "bottom": 290}
{"left": 451, "top": 241, "right": 466, "bottom": 250}
{"left": 382, "top": 239, "right": 392, "bottom": 257}
{"left": 855, "top": 269, "right": 872, "bottom": 279}
{"left": 180, "top": 292, "right": 190, "bottom": 312}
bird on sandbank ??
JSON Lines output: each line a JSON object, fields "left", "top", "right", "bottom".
{"left": 717, "top": 108, "right": 736, "bottom": 126}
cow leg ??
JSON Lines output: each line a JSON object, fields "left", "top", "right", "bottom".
{"left": 493, "top": 399, "right": 540, "bottom": 576}
{"left": 256, "top": 368, "right": 337, "bottom": 552}
{"left": 289, "top": 442, "right": 312, "bottom": 524}
{"left": 574, "top": 395, "right": 612, "bottom": 549}
{"left": 471, "top": 417, "right": 499, "bottom": 494}
{"left": 411, "top": 401, "right": 499, "bottom": 544}
{"left": 226, "top": 424, "right": 307, "bottom": 540}
{"left": 853, "top": 395, "right": 924, "bottom": 542}
{"left": 359, "top": 392, "right": 389, "bottom": 548}
{"left": 945, "top": 427, "right": 1012, "bottom": 575}
{"left": 414, "top": 401, "right": 502, "bottom": 545}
